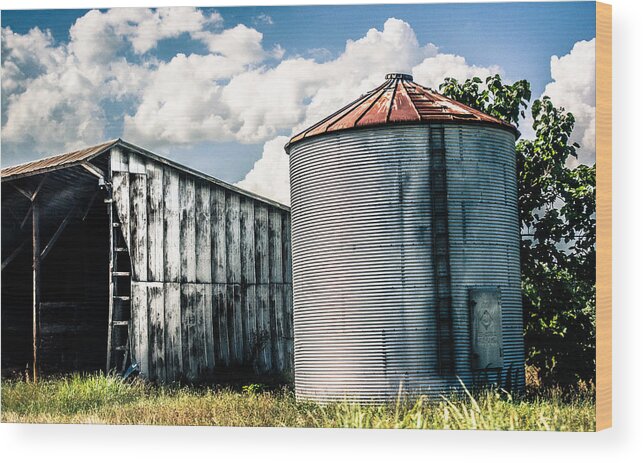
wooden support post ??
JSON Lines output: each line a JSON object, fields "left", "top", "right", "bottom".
{"left": 106, "top": 189, "right": 115, "bottom": 372}
{"left": 32, "top": 200, "right": 41, "bottom": 382}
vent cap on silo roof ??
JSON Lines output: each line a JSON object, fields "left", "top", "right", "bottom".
{"left": 285, "top": 73, "right": 519, "bottom": 153}
{"left": 385, "top": 72, "right": 413, "bottom": 81}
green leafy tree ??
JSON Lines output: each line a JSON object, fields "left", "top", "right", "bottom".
{"left": 440, "top": 76, "right": 596, "bottom": 387}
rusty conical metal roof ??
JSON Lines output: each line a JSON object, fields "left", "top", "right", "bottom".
{"left": 285, "top": 73, "right": 518, "bottom": 153}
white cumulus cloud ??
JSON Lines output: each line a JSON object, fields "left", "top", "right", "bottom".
{"left": 1, "top": 25, "right": 109, "bottom": 159}
{"left": 1, "top": 27, "right": 65, "bottom": 99}
{"left": 236, "top": 136, "right": 291, "bottom": 205}
{"left": 412, "top": 54, "right": 502, "bottom": 90}
{"left": 123, "top": 25, "right": 284, "bottom": 147}
{"left": 252, "top": 14, "right": 274, "bottom": 26}
{"left": 194, "top": 24, "right": 272, "bottom": 65}
{"left": 123, "top": 54, "right": 235, "bottom": 146}
{"left": 0, "top": 7, "right": 262, "bottom": 160}
{"left": 541, "top": 39, "right": 596, "bottom": 165}
{"left": 68, "top": 7, "right": 221, "bottom": 64}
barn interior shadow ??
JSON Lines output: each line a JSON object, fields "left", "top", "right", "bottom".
{"left": 2, "top": 168, "right": 109, "bottom": 378}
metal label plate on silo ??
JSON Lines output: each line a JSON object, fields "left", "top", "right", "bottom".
{"left": 470, "top": 288, "right": 503, "bottom": 370}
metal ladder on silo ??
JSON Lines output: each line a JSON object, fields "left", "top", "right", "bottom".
{"left": 106, "top": 198, "right": 133, "bottom": 374}
{"left": 429, "top": 126, "right": 455, "bottom": 374}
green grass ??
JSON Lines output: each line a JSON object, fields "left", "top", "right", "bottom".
{"left": 0, "top": 373, "right": 595, "bottom": 431}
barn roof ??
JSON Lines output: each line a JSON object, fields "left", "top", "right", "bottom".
{"left": 285, "top": 73, "right": 519, "bottom": 153}
{"left": 1, "top": 139, "right": 289, "bottom": 211}
{"left": 1, "top": 140, "right": 119, "bottom": 180}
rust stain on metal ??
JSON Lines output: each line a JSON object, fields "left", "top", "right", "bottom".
{"left": 388, "top": 80, "right": 419, "bottom": 123}
{"left": 1, "top": 140, "right": 119, "bottom": 180}
{"left": 359, "top": 82, "right": 394, "bottom": 126}
{"left": 327, "top": 84, "right": 390, "bottom": 132}
{"left": 285, "top": 73, "right": 519, "bottom": 153}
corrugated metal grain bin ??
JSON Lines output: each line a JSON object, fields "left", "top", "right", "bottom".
{"left": 285, "top": 73, "right": 524, "bottom": 403}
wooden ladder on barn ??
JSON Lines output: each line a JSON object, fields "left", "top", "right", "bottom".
{"left": 106, "top": 198, "right": 133, "bottom": 374}
{"left": 429, "top": 125, "right": 456, "bottom": 374}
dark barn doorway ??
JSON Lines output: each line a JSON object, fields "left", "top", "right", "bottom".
{"left": 2, "top": 165, "right": 110, "bottom": 378}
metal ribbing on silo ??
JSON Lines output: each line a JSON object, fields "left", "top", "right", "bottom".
{"left": 289, "top": 123, "right": 524, "bottom": 403}
{"left": 443, "top": 124, "right": 525, "bottom": 391}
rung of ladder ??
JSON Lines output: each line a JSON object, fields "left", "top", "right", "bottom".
{"left": 104, "top": 198, "right": 114, "bottom": 203}
{"left": 430, "top": 126, "right": 454, "bottom": 374}
{"left": 115, "top": 247, "right": 128, "bottom": 252}
{"left": 114, "top": 346, "right": 128, "bottom": 351}
{"left": 113, "top": 295, "right": 130, "bottom": 301}
{"left": 112, "top": 321, "right": 129, "bottom": 326}
{"left": 112, "top": 222, "right": 121, "bottom": 227}
{"left": 112, "top": 271, "right": 130, "bottom": 277}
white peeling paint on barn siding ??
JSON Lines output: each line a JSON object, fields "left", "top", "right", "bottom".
{"left": 111, "top": 147, "right": 292, "bottom": 382}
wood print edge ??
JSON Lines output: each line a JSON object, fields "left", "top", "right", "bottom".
{"left": 595, "top": 0, "right": 612, "bottom": 432}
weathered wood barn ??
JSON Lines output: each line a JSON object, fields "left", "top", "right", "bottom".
{"left": 1, "top": 139, "right": 293, "bottom": 383}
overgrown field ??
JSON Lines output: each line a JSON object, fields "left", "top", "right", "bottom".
{"left": 1, "top": 374, "right": 595, "bottom": 431}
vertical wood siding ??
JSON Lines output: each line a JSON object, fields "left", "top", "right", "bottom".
{"left": 111, "top": 149, "right": 292, "bottom": 382}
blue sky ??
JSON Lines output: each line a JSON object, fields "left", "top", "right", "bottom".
{"left": 2, "top": 3, "right": 596, "bottom": 95}
{"left": 1, "top": 3, "right": 597, "bottom": 204}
